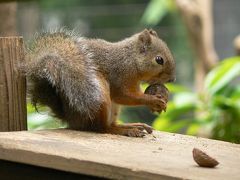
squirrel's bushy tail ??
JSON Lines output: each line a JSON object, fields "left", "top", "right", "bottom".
{"left": 24, "top": 30, "right": 103, "bottom": 127}
{"left": 25, "top": 39, "right": 70, "bottom": 119}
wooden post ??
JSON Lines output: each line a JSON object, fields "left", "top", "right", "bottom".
{"left": 0, "top": 37, "right": 27, "bottom": 131}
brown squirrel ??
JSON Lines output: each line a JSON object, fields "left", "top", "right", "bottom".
{"left": 24, "top": 28, "right": 175, "bottom": 137}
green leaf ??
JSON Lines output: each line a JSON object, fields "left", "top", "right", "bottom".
{"left": 161, "top": 102, "right": 196, "bottom": 121}
{"left": 230, "top": 85, "right": 240, "bottom": 100}
{"left": 212, "top": 95, "right": 240, "bottom": 110}
{"left": 186, "top": 123, "right": 200, "bottom": 135}
{"left": 154, "top": 118, "right": 198, "bottom": 133}
{"left": 165, "top": 83, "right": 190, "bottom": 93}
{"left": 173, "top": 92, "right": 197, "bottom": 106}
{"left": 164, "top": 119, "right": 189, "bottom": 132}
{"left": 205, "top": 56, "right": 240, "bottom": 95}
{"left": 141, "top": 0, "right": 172, "bottom": 25}
{"left": 152, "top": 117, "right": 170, "bottom": 130}
{"left": 27, "top": 103, "right": 36, "bottom": 113}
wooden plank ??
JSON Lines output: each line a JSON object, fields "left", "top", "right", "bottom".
{"left": 0, "top": 37, "right": 27, "bottom": 131}
{"left": 0, "top": 129, "right": 239, "bottom": 180}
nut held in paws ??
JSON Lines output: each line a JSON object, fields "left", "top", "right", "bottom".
{"left": 144, "top": 83, "right": 169, "bottom": 102}
{"left": 192, "top": 148, "right": 219, "bottom": 168}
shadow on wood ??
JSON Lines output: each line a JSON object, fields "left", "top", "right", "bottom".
{"left": 0, "top": 160, "right": 101, "bottom": 180}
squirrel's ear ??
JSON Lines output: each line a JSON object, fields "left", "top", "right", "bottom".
{"left": 138, "top": 29, "right": 152, "bottom": 46}
{"left": 148, "top": 29, "right": 158, "bottom": 37}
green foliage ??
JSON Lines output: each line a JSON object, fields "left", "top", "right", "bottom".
{"left": 205, "top": 56, "right": 240, "bottom": 95}
{"left": 153, "top": 56, "right": 240, "bottom": 143}
{"left": 27, "top": 104, "right": 65, "bottom": 130}
{"left": 141, "top": 0, "right": 175, "bottom": 25}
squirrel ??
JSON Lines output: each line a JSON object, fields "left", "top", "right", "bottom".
{"left": 24, "top": 28, "right": 176, "bottom": 137}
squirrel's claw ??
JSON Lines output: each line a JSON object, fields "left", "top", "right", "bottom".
{"left": 127, "top": 128, "right": 147, "bottom": 137}
{"left": 119, "top": 123, "right": 153, "bottom": 134}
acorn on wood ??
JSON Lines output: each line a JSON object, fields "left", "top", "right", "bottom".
{"left": 192, "top": 148, "right": 219, "bottom": 168}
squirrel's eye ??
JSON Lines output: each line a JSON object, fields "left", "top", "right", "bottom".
{"left": 155, "top": 56, "right": 164, "bottom": 65}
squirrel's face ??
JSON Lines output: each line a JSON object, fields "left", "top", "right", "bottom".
{"left": 135, "top": 29, "right": 176, "bottom": 84}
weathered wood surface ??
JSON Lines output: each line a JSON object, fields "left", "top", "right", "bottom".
{"left": 0, "top": 129, "right": 239, "bottom": 180}
{"left": 0, "top": 37, "right": 27, "bottom": 131}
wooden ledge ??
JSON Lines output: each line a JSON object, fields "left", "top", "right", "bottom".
{"left": 0, "top": 129, "right": 239, "bottom": 180}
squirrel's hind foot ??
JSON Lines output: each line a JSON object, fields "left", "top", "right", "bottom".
{"left": 126, "top": 128, "right": 146, "bottom": 137}
{"left": 106, "top": 123, "right": 153, "bottom": 137}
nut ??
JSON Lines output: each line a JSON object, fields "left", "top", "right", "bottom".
{"left": 144, "top": 83, "right": 169, "bottom": 102}
{"left": 192, "top": 148, "right": 219, "bottom": 168}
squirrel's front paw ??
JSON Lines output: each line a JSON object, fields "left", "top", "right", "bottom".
{"left": 147, "top": 95, "right": 167, "bottom": 113}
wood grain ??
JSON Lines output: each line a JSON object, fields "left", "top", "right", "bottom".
{"left": 0, "top": 129, "right": 239, "bottom": 180}
{"left": 0, "top": 37, "right": 27, "bottom": 131}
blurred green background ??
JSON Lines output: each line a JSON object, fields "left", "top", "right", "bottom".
{"left": 14, "top": 0, "right": 240, "bottom": 143}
